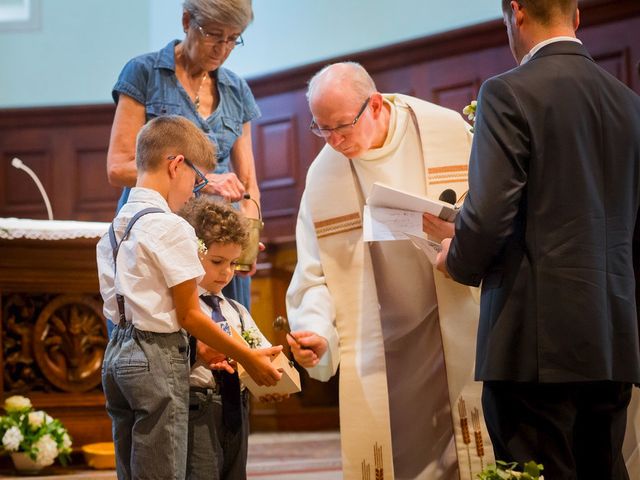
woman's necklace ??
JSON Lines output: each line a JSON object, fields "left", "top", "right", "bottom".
{"left": 193, "top": 72, "right": 208, "bottom": 111}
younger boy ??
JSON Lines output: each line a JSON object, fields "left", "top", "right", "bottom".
{"left": 180, "top": 197, "right": 283, "bottom": 480}
{"left": 97, "top": 115, "right": 281, "bottom": 480}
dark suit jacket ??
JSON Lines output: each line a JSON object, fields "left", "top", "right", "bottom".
{"left": 447, "top": 41, "right": 640, "bottom": 383}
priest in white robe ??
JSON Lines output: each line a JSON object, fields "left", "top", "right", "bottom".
{"left": 286, "top": 62, "right": 493, "bottom": 480}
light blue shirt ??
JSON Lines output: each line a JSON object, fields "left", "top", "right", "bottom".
{"left": 112, "top": 40, "right": 261, "bottom": 207}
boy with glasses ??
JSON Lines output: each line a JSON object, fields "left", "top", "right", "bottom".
{"left": 97, "top": 115, "right": 282, "bottom": 480}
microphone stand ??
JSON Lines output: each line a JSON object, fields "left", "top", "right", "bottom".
{"left": 11, "top": 157, "right": 54, "bottom": 220}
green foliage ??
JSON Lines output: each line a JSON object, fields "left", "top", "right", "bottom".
{"left": 477, "top": 460, "right": 544, "bottom": 480}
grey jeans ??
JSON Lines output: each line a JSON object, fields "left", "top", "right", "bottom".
{"left": 186, "top": 387, "right": 250, "bottom": 480}
{"left": 102, "top": 322, "right": 190, "bottom": 480}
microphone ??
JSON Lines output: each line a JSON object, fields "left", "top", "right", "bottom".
{"left": 11, "top": 157, "right": 54, "bottom": 220}
{"left": 438, "top": 189, "right": 457, "bottom": 205}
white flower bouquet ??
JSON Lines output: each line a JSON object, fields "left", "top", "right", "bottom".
{"left": 0, "top": 395, "right": 72, "bottom": 467}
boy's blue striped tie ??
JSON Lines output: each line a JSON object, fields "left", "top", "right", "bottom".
{"left": 200, "top": 294, "right": 242, "bottom": 432}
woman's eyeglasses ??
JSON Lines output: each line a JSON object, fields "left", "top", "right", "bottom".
{"left": 194, "top": 22, "right": 244, "bottom": 48}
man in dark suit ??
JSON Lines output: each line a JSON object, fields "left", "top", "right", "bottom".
{"left": 425, "top": 1, "right": 640, "bottom": 478}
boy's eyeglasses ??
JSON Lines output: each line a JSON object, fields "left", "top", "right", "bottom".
{"left": 168, "top": 155, "right": 209, "bottom": 195}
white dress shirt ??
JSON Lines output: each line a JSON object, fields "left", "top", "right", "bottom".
{"left": 96, "top": 187, "right": 204, "bottom": 333}
{"left": 521, "top": 36, "right": 582, "bottom": 65}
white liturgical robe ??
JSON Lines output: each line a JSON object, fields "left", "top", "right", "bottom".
{"left": 288, "top": 94, "right": 494, "bottom": 480}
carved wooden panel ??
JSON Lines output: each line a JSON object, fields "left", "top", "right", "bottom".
{"left": 2, "top": 293, "right": 107, "bottom": 394}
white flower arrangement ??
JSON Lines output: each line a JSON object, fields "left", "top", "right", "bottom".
{"left": 0, "top": 395, "right": 72, "bottom": 466}
{"left": 241, "top": 327, "right": 263, "bottom": 349}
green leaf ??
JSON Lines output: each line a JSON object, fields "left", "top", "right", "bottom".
{"left": 523, "top": 461, "right": 543, "bottom": 477}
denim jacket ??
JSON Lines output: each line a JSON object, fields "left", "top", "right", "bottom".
{"left": 113, "top": 39, "right": 260, "bottom": 175}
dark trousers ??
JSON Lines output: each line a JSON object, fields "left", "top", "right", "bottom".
{"left": 186, "top": 388, "right": 250, "bottom": 480}
{"left": 482, "top": 381, "right": 632, "bottom": 480}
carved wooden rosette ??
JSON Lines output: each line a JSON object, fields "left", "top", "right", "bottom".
{"left": 33, "top": 295, "right": 107, "bottom": 392}
{"left": 2, "top": 293, "right": 107, "bottom": 393}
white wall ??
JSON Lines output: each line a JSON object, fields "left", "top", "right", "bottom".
{"left": 0, "top": 0, "right": 149, "bottom": 108}
{"left": 0, "top": 0, "right": 500, "bottom": 108}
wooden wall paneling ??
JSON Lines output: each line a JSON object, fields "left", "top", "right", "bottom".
{"left": 0, "top": 130, "right": 54, "bottom": 220}
{"left": 253, "top": 89, "right": 320, "bottom": 242}
{"left": 0, "top": 104, "right": 118, "bottom": 222}
{"left": 581, "top": 17, "right": 640, "bottom": 90}
{"left": 373, "top": 66, "right": 417, "bottom": 97}
{"left": 68, "top": 125, "right": 119, "bottom": 221}
{"left": 411, "top": 47, "right": 511, "bottom": 116}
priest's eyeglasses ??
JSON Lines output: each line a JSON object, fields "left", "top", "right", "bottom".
{"left": 168, "top": 155, "right": 209, "bottom": 195}
{"left": 310, "top": 97, "right": 370, "bottom": 138}
{"left": 195, "top": 22, "right": 244, "bottom": 48}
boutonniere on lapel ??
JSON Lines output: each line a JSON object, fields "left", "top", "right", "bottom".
{"left": 241, "top": 327, "right": 263, "bottom": 349}
{"left": 463, "top": 100, "right": 477, "bottom": 133}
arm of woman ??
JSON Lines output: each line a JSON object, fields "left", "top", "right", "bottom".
{"left": 106, "top": 94, "right": 145, "bottom": 187}
{"left": 231, "top": 122, "right": 261, "bottom": 219}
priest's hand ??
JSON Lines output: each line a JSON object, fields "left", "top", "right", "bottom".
{"left": 422, "top": 213, "right": 455, "bottom": 242}
{"left": 436, "top": 238, "right": 452, "bottom": 277}
{"left": 286, "top": 331, "right": 328, "bottom": 368}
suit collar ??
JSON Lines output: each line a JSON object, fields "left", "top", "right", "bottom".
{"left": 528, "top": 40, "right": 594, "bottom": 64}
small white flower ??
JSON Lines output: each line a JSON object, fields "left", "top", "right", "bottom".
{"left": 34, "top": 434, "right": 58, "bottom": 466}
{"left": 4, "top": 395, "right": 31, "bottom": 412}
{"left": 44, "top": 414, "right": 53, "bottom": 424}
{"left": 61, "top": 433, "right": 72, "bottom": 452}
{"left": 197, "top": 238, "right": 208, "bottom": 257}
{"left": 2, "top": 426, "right": 23, "bottom": 451}
{"left": 28, "top": 411, "right": 45, "bottom": 429}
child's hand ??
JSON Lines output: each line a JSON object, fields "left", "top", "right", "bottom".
{"left": 196, "top": 341, "right": 235, "bottom": 374}
{"left": 242, "top": 345, "right": 283, "bottom": 386}
{"left": 258, "top": 393, "right": 289, "bottom": 403}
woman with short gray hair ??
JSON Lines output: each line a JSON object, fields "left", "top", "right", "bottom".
{"left": 107, "top": 0, "right": 259, "bottom": 313}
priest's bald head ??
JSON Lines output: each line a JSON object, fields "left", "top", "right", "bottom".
{"left": 306, "top": 62, "right": 391, "bottom": 159}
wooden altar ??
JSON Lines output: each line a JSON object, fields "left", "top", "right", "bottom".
{"left": 0, "top": 218, "right": 112, "bottom": 449}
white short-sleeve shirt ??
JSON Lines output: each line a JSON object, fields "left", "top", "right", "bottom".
{"left": 96, "top": 187, "right": 204, "bottom": 333}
